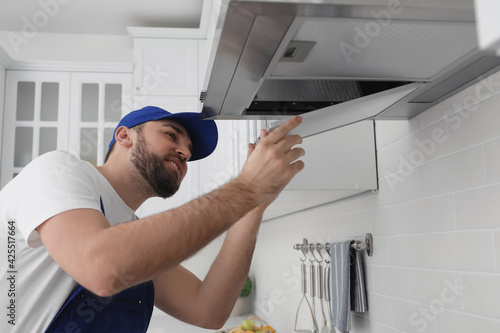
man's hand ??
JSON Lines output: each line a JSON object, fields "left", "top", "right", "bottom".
{"left": 237, "top": 116, "right": 305, "bottom": 206}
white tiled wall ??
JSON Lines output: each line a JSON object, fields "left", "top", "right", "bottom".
{"left": 248, "top": 71, "right": 500, "bottom": 332}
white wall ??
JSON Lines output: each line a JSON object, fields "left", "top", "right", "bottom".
{"left": 249, "top": 70, "right": 500, "bottom": 333}
{"left": 0, "top": 31, "right": 132, "bottom": 69}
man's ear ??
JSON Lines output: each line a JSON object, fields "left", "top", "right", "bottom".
{"left": 115, "top": 126, "right": 133, "bottom": 148}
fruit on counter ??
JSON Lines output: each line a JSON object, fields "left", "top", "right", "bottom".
{"left": 229, "top": 317, "right": 275, "bottom": 333}
{"left": 241, "top": 319, "right": 256, "bottom": 331}
{"left": 262, "top": 326, "right": 275, "bottom": 333}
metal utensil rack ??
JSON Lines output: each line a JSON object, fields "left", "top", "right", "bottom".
{"left": 293, "top": 233, "right": 373, "bottom": 257}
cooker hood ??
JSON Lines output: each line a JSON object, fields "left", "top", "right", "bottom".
{"left": 200, "top": 0, "right": 500, "bottom": 127}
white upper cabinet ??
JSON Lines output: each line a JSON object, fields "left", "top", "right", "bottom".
{"left": 68, "top": 72, "right": 132, "bottom": 166}
{"left": 132, "top": 38, "right": 199, "bottom": 97}
{"left": 220, "top": 116, "right": 378, "bottom": 221}
{"left": 262, "top": 120, "right": 378, "bottom": 221}
{"left": 131, "top": 37, "right": 213, "bottom": 216}
{"left": 1, "top": 70, "right": 133, "bottom": 188}
{"left": 1, "top": 71, "right": 71, "bottom": 188}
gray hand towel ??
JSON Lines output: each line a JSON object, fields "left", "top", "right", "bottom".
{"left": 330, "top": 241, "right": 368, "bottom": 333}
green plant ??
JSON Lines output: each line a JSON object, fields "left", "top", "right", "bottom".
{"left": 240, "top": 276, "right": 252, "bottom": 298}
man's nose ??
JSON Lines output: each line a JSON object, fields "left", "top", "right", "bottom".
{"left": 176, "top": 144, "right": 191, "bottom": 161}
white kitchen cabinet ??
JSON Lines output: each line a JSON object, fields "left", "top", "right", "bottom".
{"left": 131, "top": 37, "right": 243, "bottom": 214}
{"left": 286, "top": 121, "right": 377, "bottom": 190}
{"left": 228, "top": 119, "right": 378, "bottom": 221}
{"left": 69, "top": 72, "right": 132, "bottom": 166}
{"left": 1, "top": 70, "right": 132, "bottom": 187}
{"left": 263, "top": 120, "right": 378, "bottom": 220}
{"left": 218, "top": 118, "right": 378, "bottom": 221}
{"left": 1, "top": 71, "right": 71, "bottom": 188}
{"left": 132, "top": 38, "right": 199, "bottom": 97}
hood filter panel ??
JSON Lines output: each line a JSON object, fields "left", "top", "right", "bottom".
{"left": 245, "top": 79, "right": 411, "bottom": 114}
{"left": 272, "top": 18, "right": 477, "bottom": 81}
{"left": 254, "top": 79, "right": 362, "bottom": 102}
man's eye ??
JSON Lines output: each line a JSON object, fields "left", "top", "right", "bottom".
{"left": 165, "top": 132, "right": 176, "bottom": 139}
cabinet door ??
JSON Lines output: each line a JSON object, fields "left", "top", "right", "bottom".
{"left": 1, "top": 71, "right": 70, "bottom": 188}
{"left": 133, "top": 38, "right": 199, "bottom": 97}
{"left": 68, "top": 72, "right": 132, "bottom": 166}
{"left": 286, "top": 120, "right": 378, "bottom": 190}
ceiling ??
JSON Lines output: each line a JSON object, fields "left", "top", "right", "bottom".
{"left": 0, "top": 0, "right": 205, "bottom": 35}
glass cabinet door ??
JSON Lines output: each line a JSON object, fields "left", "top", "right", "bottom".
{"left": 69, "top": 73, "right": 132, "bottom": 167}
{"left": 1, "top": 71, "right": 70, "bottom": 188}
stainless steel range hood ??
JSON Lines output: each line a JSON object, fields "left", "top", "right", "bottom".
{"left": 200, "top": 0, "right": 500, "bottom": 126}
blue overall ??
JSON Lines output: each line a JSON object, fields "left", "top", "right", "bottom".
{"left": 44, "top": 198, "right": 155, "bottom": 333}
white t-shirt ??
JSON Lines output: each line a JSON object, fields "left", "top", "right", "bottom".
{"left": 0, "top": 151, "right": 137, "bottom": 332}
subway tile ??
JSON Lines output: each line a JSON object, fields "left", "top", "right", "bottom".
{"left": 455, "top": 184, "right": 500, "bottom": 230}
{"left": 430, "top": 231, "right": 495, "bottom": 272}
{"left": 388, "top": 235, "right": 431, "bottom": 268}
{"left": 405, "top": 194, "right": 456, "bottom": 233}
{"left": 324, "top": 210, "right": 375, "bottom": 240}
{"left": 364, "top": 236, "right": 389, "bottom": 266}
{"left": 375, "top": 119, "right": 419, "bottom": 149}
{"left": 377, "top": 142, "right": 401, "bottom": 177}
{"left": 423, "top": 147, "right": 485, "bottom": 196}
{"left": 301, "top": 189, "right": 380, "bottom": 218}
{"left": 495, "top": 231, "right": 500, "bottom": 273}
{"left": 365, "top": 292, "right": 393, "bottom": 326}
{"left": 400, "top": 120, "right": 449, "bottom": 166}
{"left": 380, "top": 165, "right": 424, "bottom": 205}
{"left": 462, "top": 273, "right": 500, "bottom": 319}
{"left": 370, "top": 205, "right": 405, "bottom": 236}
{"left": 350, "top": 315, "right": 370, "bottom": 333}
{"left": 391, "top": 298, "right": 437, "bottom": 333}
{"left": 484, "top": 138, "right": 500, "bottom": 184}
{"left": 418, "top": 102, "right": 451, "bottom": 129}
{"left": 409, "top": 270, "right": 463, "bottom": 311}
{"left": 419, "top": 98, "right": 460, "bottom": 130}
{"left": 436, "top": 310, "right": 500, "bottom": 332}
{"left": 352, "top": 314, "right": 402, "bottom": 333}
{"left": 372, "top": 266, "right": 409, "bottom": 299}
{"left": 447, "top": 92, "right": 500, "bottom": 153}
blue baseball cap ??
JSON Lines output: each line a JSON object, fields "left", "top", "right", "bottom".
{"left": 108, "top": 106, "right": 218, "bottom": 161}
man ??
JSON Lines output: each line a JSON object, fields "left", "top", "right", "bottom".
{"left": 0, "top": 106, "right": 304, "bottom": 332}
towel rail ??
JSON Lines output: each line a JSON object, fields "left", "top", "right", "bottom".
{"left": 293, "top": 233, "right": 373, "bottom": 257}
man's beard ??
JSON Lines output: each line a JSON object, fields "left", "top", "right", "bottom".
{"left": 130, "top": 133, "right": 181, "bottom": 199}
